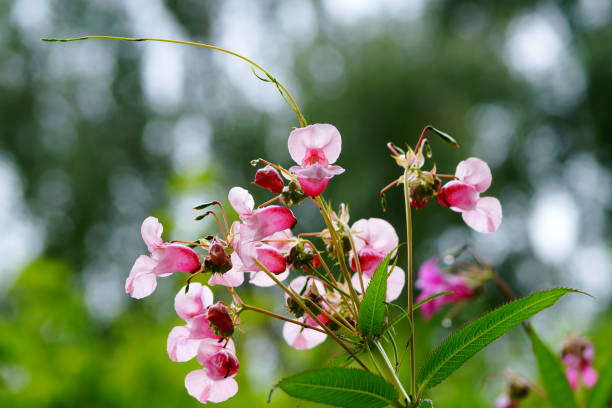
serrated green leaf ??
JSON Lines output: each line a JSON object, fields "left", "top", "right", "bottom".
{"left": 587, "top": 358, "right": 612, "bottom": 408}
{"left": 417, "top": 288, "right": 579, "bottom": 393}
{"left": 358, "top": 252, "right": 393, "bottom": 339}
{"left": 277, "top": 368, "right": 398, "bottom": 408}
{"left": 432, "top": 127, "right": 459, "bottom": 147}
{"left": 529, "top": 328, "right": 577, "bottom": 408}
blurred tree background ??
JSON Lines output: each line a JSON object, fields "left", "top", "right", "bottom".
{"left": 0, "top": 0, "right": 611, "bottom": 407}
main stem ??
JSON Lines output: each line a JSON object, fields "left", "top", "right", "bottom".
{"left": 374, "top": 341, "right": 411, "bottom": 406}
{"left": 41, "top": 36, "right": 306, "bottom": 127}
{"left": 403, "top": 168, "right": 416, "bottom": 397}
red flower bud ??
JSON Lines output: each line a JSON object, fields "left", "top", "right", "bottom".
{"left": 254, "top": 165, "right": 284, "bottom": 194}
{"left": 209, "top": 240, "right": 229, "bottom": 266}
{"left": 207, "top": 303, "right": 234, "bottom": 336}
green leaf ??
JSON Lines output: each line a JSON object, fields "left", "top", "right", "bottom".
{"left": 417, "top": 288, "right": 579, "bottom": 393}
{"left": 358, "top": 251, "right": 393, "bottom": 339}
{"left": 413, "top": 292, "right": 456, "bottom": 311}
{"left": 529, "top": 328, "right": 577, "bottom": 408}
{"left": 588, "top": 358, "right": 612, "bottom": 408}
{"left": 417, "top": 399, "right": 434, "bottom": 408}
{"left": 432, "top": 127, "right": 459, "bottom": 147}
{"left": 277, "top": 368, "right": 398, "bottom": 408}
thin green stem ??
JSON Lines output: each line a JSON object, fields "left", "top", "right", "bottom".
{"left": 254, "top": 259, "right": 369, "bottom": 371}
{"left": 403, "top": 168, "right": 416, "bottom": 397}
{"left": 374, "top": 340, "right": 411, "bottom": 406}
{"left": 240, "top": 304, "right": 327, "bottom": 334}
{"left": 42, "top": 36, "right": 306, "bottom": 127}
{"left": 339, "top": 220, "right": 366, "bottom": 294}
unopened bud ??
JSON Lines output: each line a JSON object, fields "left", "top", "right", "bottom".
{"left": 287, "top": 241, "right": 315, "bottom": 269}
{"left": 254, "top": 165, "right": 284, "bottom": 194}
{"left": 280, "top": 180, "right": 307, "bottom": 206}
{"left": 207, "top": 303, "right": 234, "bottom": 337}
{"left": 202, "top": 349, "right": 239, "bottom": 380}
{"left": 209, "top": 240, "right": 229, "bottom": 266}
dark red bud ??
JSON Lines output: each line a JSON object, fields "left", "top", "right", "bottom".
{"left": 209, "top": 241, "right": 229, "bottom": 266}
{"left": 410, "top": 197, "right": 428, "bottom": 209}
{"left": 207, "top": 303, "right": 234, "bottom": 336}
{"left": 254, "top": 165, "right": 284, "bottom": 194}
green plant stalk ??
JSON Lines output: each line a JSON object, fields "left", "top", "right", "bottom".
{"left": 315, "top": 196, "right": 361, "bottom": 316}
{"left": 254, "top": 259, "right": 369, "bottom": 371}
{"left": 403, "top": 168, "right": 416, "bottom": 397}
{"left": 41, "top": 36, "right": 306, "bottom": 127}
{"left": 374, "top": 340, "right": 411, "bottom": 406}
{"left": 340, "top": 219, "right": 366, "bottom": 294}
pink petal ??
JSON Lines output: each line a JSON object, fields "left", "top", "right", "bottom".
{"left": 256, "top": 245, "right": 287, "bottom": 274}
{"left": 167, "top": 326, "right": 201, "bottom": 362}
{"left": 141, "top": 216, "right": 164, "bottom": 253}
{"left": 386, "top": 266, "right": 405, "bottom": 302}
{"left": 185, "top": 369, "right": 213, "bottom": 403}
{"left": 583, "top": 344, "right": 595, "bottom": 363}
{"left": 415, "top": 258, "right": 445, "bottom": 288}
{"left": 228, "top": 186, "right": 254, "bottom": 219}
{"left": 288, "top": 276, "right": 326, "bottom": 296}
{"left": 461, "top": 197, "right": 502, "bottom": 233}
{"left": 188, "top": 314, "right": 219, "bottom": 340}
{"left": 207, "top": 377, "right": 239, "bottom": 403}
{"left": 438, "top": 180, "right": 479, "bottom": 211}
{"left": 197, "top": 338, "right": 236, "bottom": 362}
{"left": 297, "top": 175, "right": 329, "bottom": 197}
{"left": 254, "top": 165, "right": 284, "bottom": 194}
{"left": 351, "top": 218, "right": 398, "bottom": 256}
{"left": 350, "top": 246, "right": 384, "bottom": 275}
{"left": 152, "top": 244, "right": 201, "bottom": 276}
{"left": 282, "top": 321, "right": 327, "bottom": 350}
{"left": 566, "top": 367, "right": 579, "bottom": 390}
{"left": 446, "top": 277, "right": 474, "bottom": 301}
{"left": 581, "top": 366, "right": 598, "bottom": 388}
{"left": 125, "top": 255, "right": 158, "bottom": 299}
{"left": 290, "top": 163, "right": 345, "bottom": 179}
{"left": 455, "top": 157, "right": 492, "bottom": 192}
{"left": 174, "top": 283, "right": 214, "bottom": 321}
{"left": 201, "top": 349, "right": 239, "bottom": 380}
{"left": 494, "top": 394, "right": 517, "bottom": 408}
{"left": 263, "top": 229, "right": 294, "bottom": 252}
{"left": 288, "top": 124, "right": 342, "bottom": 165}
{"left": 208, "top": 267, "right": 245, "bottom": 288}
{"left": 243, "top": 206, "right": 297, "bottom": 241}
{"left": 249, "top": 268, "right": 289, "bottom": 287}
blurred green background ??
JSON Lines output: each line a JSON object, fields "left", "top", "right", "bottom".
{"left": 1, "top": 0, "right": 611, "bottom": 407}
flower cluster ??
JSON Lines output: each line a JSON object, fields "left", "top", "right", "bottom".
{"left": 124, "top": 123, "right": 504, "bottom": 404}
{"left": 561, "top": 334, "right": 598, "bottom": 390}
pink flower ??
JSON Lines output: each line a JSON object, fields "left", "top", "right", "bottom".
{"left": 494, "top": 394, "right": 518, "bottom": 408}
{"left": 125, "top": 217, "right": 201, "bottom": 299}
{"left": 352, "top": 266, "right": 405, "bottom": 302}
{"left": 349, "top": 218, "right": 399, "bottom": 275}
{"left": 282, "top": 276, "right": 328, "bottom": 350}
{"left": 415, "top": 258, "right": 473, "bottom": 320}
{"left": 288, "top": 124, "right": 345, "bottom": 197}
{"left": 167, "top": 283, "right": 221, "bottom": 362}
{"left": 562, "top": 335, "right": 598, "bottom": 390}
{"left": 438, "top": 158, "right": 502, "bottom": 233}
{"left": 185, "top": 339, "right": 239, "bottom": 404}
{"left": 254, "top": 165, "right": 285, "bottom": 194}
{"left": 248, "top": 229, "right": 294, "bottom": 287}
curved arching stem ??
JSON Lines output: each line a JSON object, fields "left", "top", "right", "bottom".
{"left": 42, "top": 36, "right": 307, "bottom": 127}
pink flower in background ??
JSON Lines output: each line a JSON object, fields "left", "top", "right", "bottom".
{"left": 415, "top": 258, "right": 473, "bottom": 320}
{"left": 438, "top": 158, "right": 502, "bottom": 233}
{"left": 125, "top": 217, "right": 201, "bottom": 299}
{"left": 282, "top": 276, "right": 328, "bottom": 350}
{"left": 494, "top": 394, "right": 518, "bottom": 408}
{"left": 288, "top": 124, "right": 345, "bottom": 196}
{"left": 561, "top": 335, "right": 598, "bottom": 390}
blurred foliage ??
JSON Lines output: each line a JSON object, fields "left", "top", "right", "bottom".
{"left": 1, "top": 0, "right": 611, "bottom": 407}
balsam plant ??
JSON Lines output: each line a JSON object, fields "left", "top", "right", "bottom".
{"left": 43, "top": 36, "right": 611, "bottom": 408}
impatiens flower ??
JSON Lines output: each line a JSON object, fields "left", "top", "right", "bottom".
{"left": 248, "top": 229, "right": 293, "bottom": 287}
{"left": 125, "top": 217, "right": 201, "bottom": 299}
{"left": 561, "top": 335, "right": 598, "bottom": 390}
{"left": 288, "top": 124, "right": 345, "bottom": 197}
{"left": 282, "top": 276, "right": 328, "bottom": 350}
{"left": 494, "top": 394, "right": 518, "bottom": 408}
{"left": 352, "top": 265, "right": 405, "bottom": 302}
{"left": 186, "top": 339, "right": 239, "bottom": 404}
{"left": 168, "top": 283, "right": 222, "bottom": 362}
{"left": 254, "top": 165, "right": 284, "bottom": 194}
{"left": 415, "top": 258, "right": 473, "bottom": 320}
{"left": 349, "top": 218, "right": 399, "bottom": 275}
{"left": 438, "top": 158, "right": 502, "bottom": 233}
